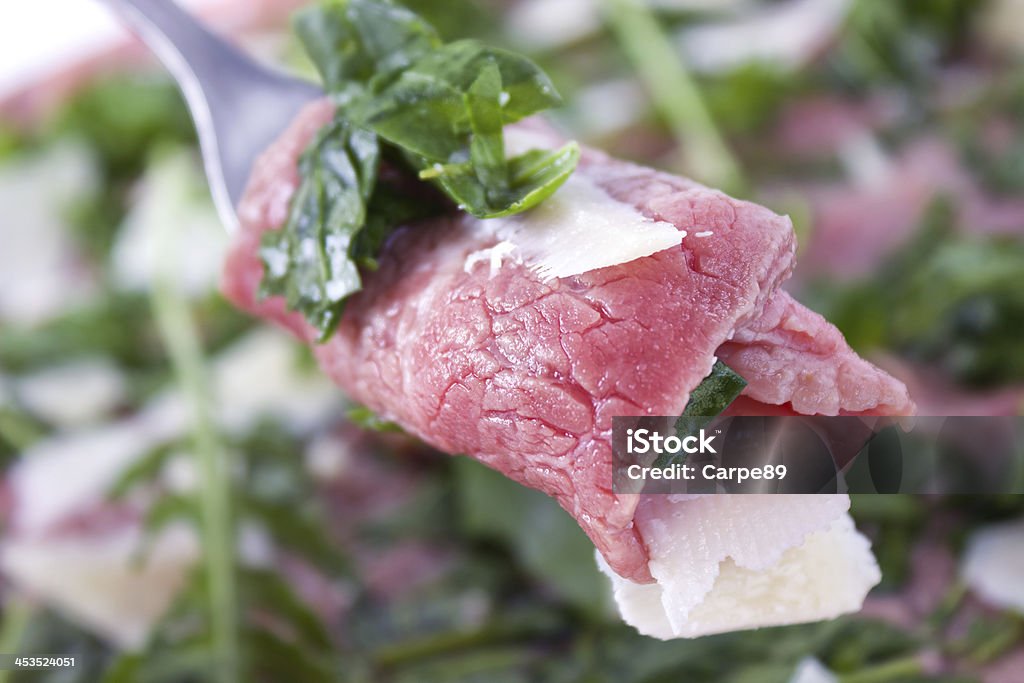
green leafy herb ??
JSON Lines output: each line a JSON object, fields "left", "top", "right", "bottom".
{"left": 814, "top": 198, "right": 1024, "bottom": 388}
{"left": 0, "top": 292, "right": 250, "bottom": 389}
{"left": 653, "top": 361, "right": 746, "bottom": 469}
{"left": 703, "top": 63, "right": 797, "bottom": 136}
{"left": 294, "top": 0, "right": 440, "bottom": 94}
{"left": 56, "top": 76, "right": 195, "bottom": 262}
{"left": 258, "top": 119, "right": 380, "bottom": 340}
{"left": 679, "top": 360, "right": 747, "bottom": 420}
{"left": 829, "top": 0, "right": 975, "bottom": 95}
{"left": 0, "top": 407, "right": 48, "bottom": 463}
{"left": 347, "top": 404, "right": 404, "bottom": 432}
{"left": 599, "top": 0, "right": 746, "bottom": 195}
{"left": 262, "top": 0, "right": 579, "bottom": 340}
{"left": 453, "top": 457, "right": 606, "bottom": 615}
{"left": 102, "top": 421, "right": 353, "bottom": 682}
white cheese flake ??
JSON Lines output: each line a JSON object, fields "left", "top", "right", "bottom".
{"left": 597, "top": 494, "right": 881, "bottom": 639}
{"left": 962, "top": 518, "right": 1024, "bottom": 612}
{"left": 17, "top": 358, "right": 125, "bottom": 428}
{"left": 477, "top": 174, "right": 683, "bottom": 282}
{"left": 790, "top": 658, "right": 840, "bottom": 683}
{"left": 1, "top": 526, "right": 199, "bottom": 649}
{"left": 463, "top": 240, "right": 519, "bottom": 278}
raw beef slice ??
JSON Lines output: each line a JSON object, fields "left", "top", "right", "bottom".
{"left": 223, "top": 100, "right": 914, "bottom": 585}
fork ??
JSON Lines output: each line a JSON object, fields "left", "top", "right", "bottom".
{"left": 100, "top": 0, "right": 322, "bottom": 233}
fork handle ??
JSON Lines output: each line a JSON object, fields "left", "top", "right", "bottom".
{"left": 100, "top": 0, "right": 321, "bottom": 232}
{"left": 102, "top": 0, "right": 256, "bottom": 102}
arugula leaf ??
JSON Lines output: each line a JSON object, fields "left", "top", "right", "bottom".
{"left": 0, "top": 407, "right": 48, "bottom": 464}
{"left": 829, "top": 0, "right": 974, "bottom": 95}
{"left": 100, "top": 420, "right": 351, "bottom": 683}
{"left": 453, "top": 457, "right": 607, "bottom": 616}
{"left": 259, "top": 118, "right": 380, "bottom": 341}
{"left": 654, "top": 361, "right": 745, "bottom": 469}
{"left": 262, "top": 0, "right": 577, "bottom": 339}
{"left": 680, "top": 360, "right": 747, "bottom": 419}
{"left": 55, "top": 76, "right": 195, "bottom": 262}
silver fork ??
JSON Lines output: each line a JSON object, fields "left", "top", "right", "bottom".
{"left": 101, "top": 0, "right": 322, "bottom": 233}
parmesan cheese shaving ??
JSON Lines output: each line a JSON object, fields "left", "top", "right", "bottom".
{"left": 0, "top": 526, "right": 200, "bottom": 649}
{"left": 474, "top": 174, "right": 684, "bottom": 281}
{"left": 597, "top": 494, "right": 881, "bottom": 639}
{"left": 463, "top": 240, "right": 518, "bottom": 278}
{"left": 17, "top": 358, "right": 125, "bottom": 428}
{"left": 790, "top": 658, "right": 840, "bottom": 683}
{"left": 962, "top": 518, "right": 1024, "bottom": 612}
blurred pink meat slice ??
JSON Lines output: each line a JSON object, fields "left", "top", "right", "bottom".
{"left": 777, "top": 135, "right": 1024, "bottom": 284}
{"left": 222, "top": 100, "right": 913, "bottom": 583}
{"left": 878, "top": 357, "right": 1024, "bottom": 417}
{"left": 774, "top": 95, "right": 901, "bottom": 158}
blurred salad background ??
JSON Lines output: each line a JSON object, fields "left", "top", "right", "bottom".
{"left": 2, "top": 0, "right": 1024, "bottom": 681}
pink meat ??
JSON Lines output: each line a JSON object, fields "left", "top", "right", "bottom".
{"left": 780, "top": 136, "right": 1024, "bottom": 284}
{"left": 223, "top": 100, "right": 913, "bottom": 583}
{"left": 717, "top": 289, "right": 913, "bottom": 415}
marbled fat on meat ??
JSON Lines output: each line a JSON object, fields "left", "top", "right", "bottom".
{"left": 223, "top": 100, "right": 914, "bottom": 584}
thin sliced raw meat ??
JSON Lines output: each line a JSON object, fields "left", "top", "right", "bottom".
{"left": 223, "top": 100, "right": 912, "bottom": 584}
{"left": 717, "top": 289, "right": 914, "bottom": 416}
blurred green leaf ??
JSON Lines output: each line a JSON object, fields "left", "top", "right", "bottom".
{"left": 347, "top": 404, "right": 404, "bottom": 433}
{"left": 812, "top": 198, "right": 1024, "bottom": 387}
{"left": 0, "top": 406, "right": 49, "bottom": 462}
{"left": 703, "top": 64, "right": 796, "bottom": 135}
{"left": 239, "top": 569, "right": 334, "bottom": 651}
{"left": 454, "top": 457, "right": 606, "bottom": 615}
{"left": 107, "top": 443, "right": 180, "bottom": 500}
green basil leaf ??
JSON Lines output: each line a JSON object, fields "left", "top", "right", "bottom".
{"left": 356, "top": 71, "right": 469, "bottom": 160}
{"left": 258, "top": 117, "right": 380, "bottom": 341}
{"left": 358, "top": 173, "right": 446, "bottom": 264}
{"left": 294, "top": 0, "right": 440, "bottom": 93}
{"left": 402, "top": 41, "right": 562, "bottom": 122}
{"left": 354, "top": 40, "right": 562, "bottom": 162}
{"left": 653, "top": 361, "right": 745, "bottom": 470}
{"left": 466, "top": 61, "right": 507, "bottom": 192}
{"left": 680, "top": 360, "right": 747, "bottom": 419}
{"left": 503, "top": 142, "right": 580, "bottom": 212}
{"left": 271, "top": 0, "right": 578, "bottom": 338}
{"left": 471, "top": 46, "right": 563, "bottom": 122}
{"left": 430, "top": 141, "right": 579, "bottom": 218}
